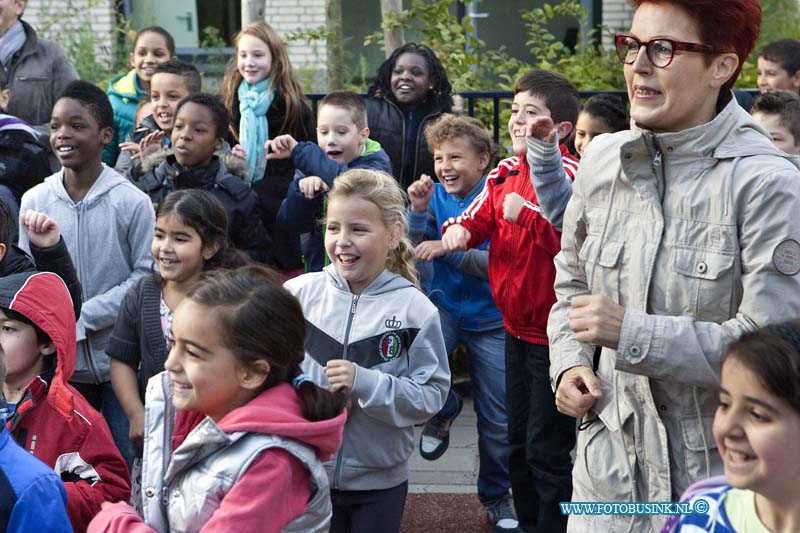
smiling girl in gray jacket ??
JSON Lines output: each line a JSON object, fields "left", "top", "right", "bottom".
{"left": 284, "top": 169, "right": 450, "bottom": 533}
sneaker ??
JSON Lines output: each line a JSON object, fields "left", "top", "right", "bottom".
{"left": 418, "top": 393, "right": 463, "bottom": 460}
{"left": 485, "top": 494, "right": 523, "bottom": 533}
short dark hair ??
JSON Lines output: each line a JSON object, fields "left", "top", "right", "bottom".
{"left": 134, "top": 26, "right": 176, "bottom": 57}
{"left": 581, "top": 94, "right": 629, "bottom": 133}
{"left": 726, "top": 320, "right": 800, "bottom": 416}
{"left": 0, "top": 197, "right": 15, "bottom": 248}
{"left": 57, "top": 81, "right": 114, "bottom": 130}
{"left": 319, "top": 91, "right": 368, "bottom": 130}
{"left": 514, "top": 69, "right": 580, "bottom": 126}
{"left": 752, "top": 91, "right": 800, "bottom": 143}
{"left": 152, "top": 59, "right": 202, "bottom": 94}
{"left": 175, "top": 93, "right": 229, "bottom": 139}
{"left": 759, "top": 38, "right": 800, "bottom": 76}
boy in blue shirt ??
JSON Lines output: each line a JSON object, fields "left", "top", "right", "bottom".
{"left": 274, "top": 90, "right": 392, "bottom": 271}
{"left": 407, "top": 115, "right": 519, "bottom": 533}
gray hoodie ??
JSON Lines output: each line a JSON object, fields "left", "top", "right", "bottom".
{"left": 19, "top": 165, "right": 155, "bottom": 384}
{"left": 284, "top": 266, "right": 450, "bottom": 491}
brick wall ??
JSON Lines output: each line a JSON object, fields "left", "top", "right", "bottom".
{"left": 264, "top": 0, "right": 327, "bottom": 91}
{"left": 22, "top": 0, "right": 117, "bottom": 67}
{"left": 602, "top": 0, "right": 634, "bottom": 45}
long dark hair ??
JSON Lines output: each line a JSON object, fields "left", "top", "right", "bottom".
{"left": 155, "top": 190, "right": 249, "bottom": 275}
{"left": 186, "top": 265, "right": 348, "bottom": 421}
{"left": 367, "top": 43, "right": 452, "bottom": 112}
{"left": 725, "top": 320, "right": 800, "bottom": 415}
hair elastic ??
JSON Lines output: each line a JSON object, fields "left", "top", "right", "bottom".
{"left": 292, "top": 374, "right": 312, "bottom": 390}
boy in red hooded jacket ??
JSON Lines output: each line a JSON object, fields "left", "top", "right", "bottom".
{"left": 0, "top": 270, "right": 130, "bottom": 532}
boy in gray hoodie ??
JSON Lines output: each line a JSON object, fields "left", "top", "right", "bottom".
{"left": 19, "top": 81, "right": 155, "bottom": 468}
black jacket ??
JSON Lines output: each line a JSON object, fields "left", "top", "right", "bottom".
{"left": 0, "top": 129, "right": 51, "bottom": 203}
{"left": 0, "top": 239, "right": 82, "bottom": 319}
{"left": 135, "top": 153, "right": 272, "bottom": 263}
{"left": 229, "top": 92, "right": 315, "bottom": 271}
{"left": 364, "top": 96, "right": 445, "bottom": 189}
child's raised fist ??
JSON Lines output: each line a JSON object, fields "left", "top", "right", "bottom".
{"left": 266, "top": 135, "right": 298, "bottom": 160}
{"left": 298, "top": 176, "right": 329, "bottom": 199}
{"left": 20, "top": 209, "right": 60, "bottom": 248}
{"left": 503, "top": 192, "right": 526, "bottom": 223}
{"left": 442, "top": 224, "right": 471, "bottom": 252}
{"left": 526, "top": 116, "right": 557, "bottom": 143}
{"left": 407, "top": 174, "right": 435, "bottom": 213}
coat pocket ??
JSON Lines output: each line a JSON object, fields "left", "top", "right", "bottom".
{"left": 669, "top": 246, "right": 735, "bottom": 322}
{"left": 578, "top": 235, "right": 624, "bottom": 302}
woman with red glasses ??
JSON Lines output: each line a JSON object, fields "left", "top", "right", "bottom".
{"left": 547, "top": 1, "right": 800, "bottom": 531}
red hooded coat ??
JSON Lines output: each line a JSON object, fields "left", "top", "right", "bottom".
{"left": 1, "top": 272, "right": 131, "bottom": 532}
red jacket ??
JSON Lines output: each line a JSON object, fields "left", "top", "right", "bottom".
{"left": 442, "top": 147, "right": 579, "bottom": 343}
{"left": 1, "top": 272, "right": 131, "bottom": 532}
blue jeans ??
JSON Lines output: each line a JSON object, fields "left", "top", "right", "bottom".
{"left": 437, "top": 306, "right": 510, "bottom": 503}
{"left": 71, "top": 381, "right": 135, "bottom": 470}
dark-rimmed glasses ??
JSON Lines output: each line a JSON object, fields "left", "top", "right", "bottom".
{"left": 614, "top": 33, "right": 715, "bottom": 68}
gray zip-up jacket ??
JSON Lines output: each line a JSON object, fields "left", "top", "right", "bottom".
{"left": 19, "top": 165, "right": 155, "bottom": 384}
{"left": 548, "top": 98, "right": 800, "bottom": 532}
{"left": 284, "top": 266, "right": 450, "bottom": 491}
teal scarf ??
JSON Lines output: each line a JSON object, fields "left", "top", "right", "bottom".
{"left": 238, "top": 78, "right": 275, "bottom": 183}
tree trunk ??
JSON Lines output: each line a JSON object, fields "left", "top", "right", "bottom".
{"left": 242, "top": 0, "right": 264, "bottom": 25}
{"left": 380, "top": 0, "right": 404, "bottom": 58}
{"left": 326, "top": 0, "right": 344, "bottom": 90}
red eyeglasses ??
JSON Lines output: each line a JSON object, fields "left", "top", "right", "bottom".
{"left": 614, "top": 33, "right": 715, "bottom": 68}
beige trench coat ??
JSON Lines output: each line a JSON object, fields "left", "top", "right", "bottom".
{"left": 548, "top": 97, "right": 800, "bottom": 532}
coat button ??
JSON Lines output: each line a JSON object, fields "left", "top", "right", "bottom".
{"left": 660, "top": 404, "right": 668, "bottom": 411}
{"left": 629, "top": 345, "right": 641, "bottom": 357}
{"left": 145, "top": 487, "right": 155, "bottom": 498}
{"left": 696, "top": 262, "right": 708, "bottom": 274}
{"left": 459, "top": 202, "right": 465, "bottom": 208}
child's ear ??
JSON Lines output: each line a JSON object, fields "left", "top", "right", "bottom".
{"left": 0, "top": 89, "right": 11, "bottom": 110}
{"left": 478, "top": 150, "right": 491, "bottom": 172}
{"left": 215, "top": 137, "right": 224, "bottom": 151}
{"left": 0, "top": 243, "right": 6, "bottom": 263}
{"left": 129, "top": 51, "right": 136, "bottom": 68}
{"left": 202, "top": 242, "right": 221, "bottom": 261}
{"left": 239, "top": 359, "right": 270, "bottom": 390}
{"left": 556, "top": 121, "right": 573, "bottom": 141}
{"left": 388, "top": 221, "right": 403, "bottom": 250}
{"left": 360, "top": 126, "right": 370, "bottom": 144}
{"left": 99, "top": 126, "right": 113, "bottom": 146}
{"left": 39, "top": 342, "right": 56, "bottom": 357}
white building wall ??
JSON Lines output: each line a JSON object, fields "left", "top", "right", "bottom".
{"left": 602, "top": 0, "right": 634, "bottom": 45}
{"left": 22, "top": 0, "right": 117, "bottom": 68}
{"left": 264, "top": 0, "right": 328, "bottom": 91}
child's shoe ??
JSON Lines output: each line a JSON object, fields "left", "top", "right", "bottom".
{"left": 485, "top": 494, "right": 523, "bottom": 533}
{"left": 418, "top": 392, "right": 463, "bottom": 460}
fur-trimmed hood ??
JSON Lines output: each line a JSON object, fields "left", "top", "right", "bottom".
{"left": 139, "top": 143, "right": 242, "bottom": 176}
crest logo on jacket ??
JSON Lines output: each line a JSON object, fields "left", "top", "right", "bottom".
{"left": 384, "top": 315, "right": 402, "bottom": 329}
{"left": 379, "top": 332, "right": 402, "bottom": 361}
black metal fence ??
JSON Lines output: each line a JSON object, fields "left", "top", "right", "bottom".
{"left": 308, "top": 90, "right": 758, "bottom": 144}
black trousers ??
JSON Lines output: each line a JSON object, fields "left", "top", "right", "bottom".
{"left": 330, "top": 481, "right": 408, "bottom": 533}
{"left": 505, "top": 334, "right": 575, "bottom": 533}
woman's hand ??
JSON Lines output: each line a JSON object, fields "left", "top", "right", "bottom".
{"left": 568, "top": 294, "right": 625, "bottom": 349}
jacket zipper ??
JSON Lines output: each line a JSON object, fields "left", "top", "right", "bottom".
{"left": 75, "top": 201, "right": 102, "bottom": 384}
{"left": 160, "top": 374, "right": 175, "bottom": 509}
{"left": 332, "top": 294, "right": 360, "bottom": 489}
{"left": 650, "top": 135, "right": 665, "bottom": 203}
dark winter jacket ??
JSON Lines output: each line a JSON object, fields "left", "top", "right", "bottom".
{"left": 136, "top": 152, "right": 272, "bottom": 263}
{"left": 0, "top": 127, "right": 51, "bottom": 203}
{"left": 364, "top": 96, "right": 446, "bottom": 189}
{"left": 0, "top": 239, "right": 82, "bottom": 319}
{"left": 229, "top": 91, "right": 315, "bottom": 271}
{"left": 5, "top": 20, "right": 78, "bottom": 168}
{"left": 277, "top": 139, "right": 392, "bottom": 234}
{"left": 104, "top": 69, "right": 147, "bottom": 166}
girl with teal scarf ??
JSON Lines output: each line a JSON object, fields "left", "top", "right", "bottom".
{"left": 221, "top": 21, "right": 314, "bottom": 274}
